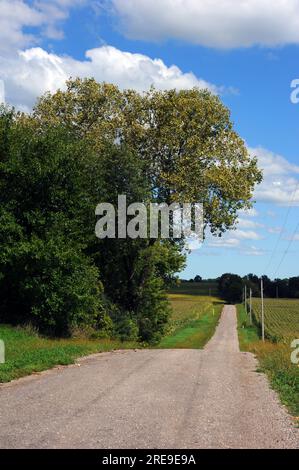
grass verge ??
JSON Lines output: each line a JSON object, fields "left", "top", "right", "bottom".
{"left": 0, "top": 324, "right": 138, "bottom": 383}
{"left": 237, "top": 304, "right": 299, "bottom": 419}
{"left": 0, "top": 295, "right": 223, "bottom": 382}
{"left": 157, "top": 300, "right": 223, "bottom": 349}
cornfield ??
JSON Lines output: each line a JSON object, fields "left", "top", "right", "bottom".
{"left": 250, "top": 298, "right": 299, "bottom": 342}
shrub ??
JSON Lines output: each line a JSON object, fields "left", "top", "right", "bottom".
{"left": 0, "top": 235, "right": 104, "bottom": 336}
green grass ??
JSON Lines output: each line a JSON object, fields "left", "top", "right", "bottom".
{"left": 0, "top": 325, "right": 138, "bottom": 383}
{"left": 237, "top": 304, "right": 299, "bottom": 419}
{"left": 0, "top": 290, "right": 223, "bottom": 382}
{"left": 157, "top": 293, "right": 223, "bottom": 349}
{"left": 237, "top": 303, "right": 260, "bottom": 350}
{"left": 158, "top": 307, "right": 222, "bottom": 349}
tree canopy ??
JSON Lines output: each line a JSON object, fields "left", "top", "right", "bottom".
{"left": 34, "top": 79, "right": 262, "bottom": 234}
{"left": 0, "top": 80, "right": 262, "bottom": 341}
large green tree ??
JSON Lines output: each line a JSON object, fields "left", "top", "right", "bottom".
{"left": 0, "top": 107, "right": 184, "bottom": 342}
{"left": 218, "top": 273, "right": 244, "bottom": 303}
{"left": 0, "top": 108, "right": 106, "bottom": 335}
{"left": 34, "top": 79, "right": 262, "bottom": 234}
{"left": 0, "top": 79, "right": 262, "bottom": 341}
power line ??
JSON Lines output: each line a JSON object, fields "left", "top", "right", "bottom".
{"left": 263, "top": 180, "right": 299, "bottom": 275}
{"left": 272, "top": 219, "right": 299, "bottom": 279}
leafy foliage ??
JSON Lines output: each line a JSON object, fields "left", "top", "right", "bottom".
{"left": 0, "top": 113, "right": 104, "bottom": 336}
{"left": 0, "top": 79, "right": 262, "bottom": 342}
{"left": 35, "top": 79, "right": 262, "bottom": 233}
{"left": 218, "top": 273, "right": 243, "bottom": 303}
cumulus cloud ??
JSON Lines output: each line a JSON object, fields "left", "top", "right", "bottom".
{"left": 208, "top": 238, "right": 240, "bottom": 249}
{"left": 237, "top": 218, "right": 264, "bottom": 229}
{"left": 0, "top": 45, "right": 217, "bottom": 111}
{"left": 267, "top": 227, "right": 283, "bottom": 234}
{"left": 234, "top": 229, "right": 263, "bottom": 241}
{"left": 0, "top": 80, "right": 5, "bottom": 104}
{"left": 241, "top": 246, "right": 266, "bottom": 257}
{"left": 205, "top": 223, "right": 265, "bottom": 254}
{"left": 251, "top": 147, "right": 299, "bottom": 206}
{"left": 109, "top": 0, "right": 299, "bottom": 49}
{"left": 0, "top": 0, "right": 85, "bottom": 54}
{"left": 238, "top": 208, "right": 259, "bottom": 218}
{"left": 286, "top": 233, "right": 299, "bottom": 241}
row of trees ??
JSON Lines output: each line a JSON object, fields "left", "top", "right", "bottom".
{"left": 244, "top": 274, "right": 299, "bottom": 299}
{"left": 0, "top": 79, "right": 261, "bottom": 341}
{"left": 218, "top": 273, "right": 299, "bottom": 303}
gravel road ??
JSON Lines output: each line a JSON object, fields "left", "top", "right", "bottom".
{"left": 0, "top": 305, "right": 297, "bottom": 449}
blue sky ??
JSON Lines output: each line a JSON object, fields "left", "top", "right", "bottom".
{"left": 1, "top": 0, "right": 299, "bottom": 280}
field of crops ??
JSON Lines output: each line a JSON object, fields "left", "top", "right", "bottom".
{"left": 251, "top": 298, "right": 299, "bottom": 341}
{"left": 157, "top": 286, "right": 223, "bottom": 349}
{"left": 169, "top": 294, "right": 220, "bottom": 331}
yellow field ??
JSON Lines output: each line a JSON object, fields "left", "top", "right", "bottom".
{"left": 157, "top": 293, "right": 223, "bottom": 349}
{"left": 170, "top": 294, "right": 218, "bottom": 321}
{"left": 167, "top": 293, "right": 222, "bottom": 335}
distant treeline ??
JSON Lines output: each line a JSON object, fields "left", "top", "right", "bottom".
{"left": 241, "top": 274, "right": 299, "bottom": 299}
{"left": 181, "top": 274, "right": 299, "bottom": 303}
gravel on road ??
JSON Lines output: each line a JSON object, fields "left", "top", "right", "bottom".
{"left": 0, "top": 305, "right": 297, "bottom": 449}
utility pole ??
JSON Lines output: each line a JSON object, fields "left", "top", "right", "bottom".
{"left": 249, "top": 288, "right": 252, "bottom": 325}
{"left": 261, "top": 277, "right": 265, "bottom": 342}
{"left": 244, "top": 284, "right": 248, "bottom": 316}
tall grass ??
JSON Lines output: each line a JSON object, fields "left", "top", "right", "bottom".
{"left": 237, "top": 305, "right": 299, "bottom": 418}
{"left": 157, "top": 293, "right": 223, "bottom": 349}
{"left": 0, "top": 324, "right": 138, "bottom": 383}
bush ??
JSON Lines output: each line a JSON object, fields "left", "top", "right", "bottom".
{"left": 218, "top": 273, "right": 243, "bottom": 303}
{"left": 0, "top": 108, "right": 183, "bottom": 342}
{"left": 0, "top": 235, "right": 104, "bottom": 336}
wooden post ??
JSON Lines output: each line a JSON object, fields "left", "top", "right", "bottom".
{"left": 245, "top": 284, "right": 247, "bottom": 316}
{"left": 261, "top": 278, "right": 265, "bottom": 342}
{"left": 249, "top": 288, "right": 253, "bottom": 325}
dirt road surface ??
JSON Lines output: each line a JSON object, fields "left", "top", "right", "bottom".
{"left": 0, "top": 306, "right": 297, "bottom": 448}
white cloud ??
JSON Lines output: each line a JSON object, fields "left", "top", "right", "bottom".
{"left": 237, "top": 218, "right": 264, "bottom": 229}
{"left": 267, "top": 227, "right": 282, "bottom": 234}
{"left": 251, "top": 147, "right": 299, "bottom": 206}
{"left": 238, "top": 208, "right": 259, "bottom": 218}
{"left": 0, "top": 0, "right": 43, "bottom": 54}
{"left": 0, "top": 0, "right": 85, "bottom": 54}
{"left": 241, "top": 246, "right": 266, "bottom": 257}
{"left": 109, "top": 0, "right": 299, "bottom": 49}
{"left": 266, "top": 210, "right": 276, "bottom": 218}
{"left": 234, "top": 229, "right": 263, "bottom": 241}
{"left": 206, "top": 224, "right": 264, "bottom": 253}
{"left": 0, "top": 80, "right": 5, "bottom": 104}
{"left": 0, "top": 45, "right": 217, "bottom": 111}
{"left": 253, "top": 146, "right": 299, "bottom": 176}
{"left": 208, "top": 238, "right": 240, "bottom": 248}
{"left": 284, "top": 233, "right": 299, "bottom": 241}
